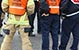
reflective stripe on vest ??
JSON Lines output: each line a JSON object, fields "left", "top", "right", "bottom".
{"left": 46, "top": 0, "right": 60, "bottom": 14}
{"left": 10, "top": 6, "right": 24, "bottom": 9}
{"left": 6, "top": 13, "right": 29, "bottom": 26}
{"left": 49, "top": 6, "right": 59, "bottom": 8}
{"left": 9, "top": 0, "right": 28, "bottom": 15}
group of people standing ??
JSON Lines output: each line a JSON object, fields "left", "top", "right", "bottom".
{"left": 0, "top": 0, "right": 79, "bottom": 50}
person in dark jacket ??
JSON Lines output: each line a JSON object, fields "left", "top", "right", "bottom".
{"left": 59, "top": 0, "right": 79, "bottom": 50}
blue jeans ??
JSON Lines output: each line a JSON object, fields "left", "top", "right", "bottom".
{"left": 40, "top": 14, "right": 59, "bottom": 50}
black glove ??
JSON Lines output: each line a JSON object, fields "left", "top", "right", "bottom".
{"left": 60, "top": 12, "right": 70, "bottom": 19}
{"left": 40, "top": 1, "right": 49, "bottom": 14}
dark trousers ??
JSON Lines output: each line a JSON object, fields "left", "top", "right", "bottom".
{"left": 28, "top": 1, "right": 40, "bottom": 33}
{"left": 0, "top": 12, "right": 3, "bottom": 28}
{"left": 40, "top": 14, "right": 59, "bottom": 50}
{"left": 59, "top": 13, "right": 79, "bottom": 50}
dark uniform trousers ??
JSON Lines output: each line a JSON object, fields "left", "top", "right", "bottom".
{"left": 59, "top": 13, "right": 79, "bottom": 50}
{"left": 40, "top": 14, "right": 59, "bottom": 50}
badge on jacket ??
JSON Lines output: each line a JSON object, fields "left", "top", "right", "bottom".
{"left": 71, "top": 0, "right": 79, "bottom": 4}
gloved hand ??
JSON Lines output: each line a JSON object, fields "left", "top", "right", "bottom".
{"left": 60, "top": 13, "right": 69, "bottom": 19}
{"left": 41, "top": 13, "right": 49, "bottom": 16}
{"left": 27, "top": 4, "right": 35, "bottom": 15}
{"left": 2, "top": 3, "right": 8, "bottom": 12}
{"left": 27, "top": 0, "right": 35, "bottom": 15}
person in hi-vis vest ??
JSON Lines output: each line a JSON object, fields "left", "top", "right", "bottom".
{"left": 1, "top": 0, "right": 35, "bottom": 50}
{"left": 40, "top": 0, "right": 60, "bottom": 50}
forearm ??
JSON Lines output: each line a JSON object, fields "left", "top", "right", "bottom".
{"left": 1, "top": 0, "right": 8, "bottom": 12}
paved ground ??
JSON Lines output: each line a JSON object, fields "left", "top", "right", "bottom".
{"left": 0, "top": 33, "right": 79, "bottom": 50}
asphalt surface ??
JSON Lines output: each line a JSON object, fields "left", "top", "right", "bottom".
{"left": 0, "top": 33, "right": 79, "bottom": 50}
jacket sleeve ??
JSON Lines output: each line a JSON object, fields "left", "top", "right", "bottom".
{"left": 1, "top": 0, "right": 8, "bottom": 12}
{"left": 60, "top": 0, "right": 69, "bottom": 13}
{"left": 27, "top": 0, "right": 35, "bottom": 15}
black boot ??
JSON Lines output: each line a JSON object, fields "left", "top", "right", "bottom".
{"left": 28, "top": 32, "right": 35, "bottom": 37}
{"left": 0, "top": 34, "right": 3, "bottom": 37}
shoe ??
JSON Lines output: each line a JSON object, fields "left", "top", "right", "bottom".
{"left": 38, "top": 31, "right": 41, "bottom": 34}
{"left": 29, "top": 34, "right": 35, "bottom": 37}
{"left": 28, "top": 32, "right": 35, "bottom": 37}
{"left": 0, "top": 34, "right": 3, "bottom": 37}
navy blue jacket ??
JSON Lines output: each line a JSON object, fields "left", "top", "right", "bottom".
{"left": 61, "top": 0, "right": 79, "bottom": 14}
{"left": 40, "top": 0, "right": 49, "bottom": 14}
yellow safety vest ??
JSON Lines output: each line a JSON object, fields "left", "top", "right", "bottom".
{"left": 6, "top": 13, "right": 29, "bottom": 26}
{"left": 2, "top": 0, "right": 34, "bottom": 26}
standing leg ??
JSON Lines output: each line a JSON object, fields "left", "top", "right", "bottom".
{"left": 28, "top": 1, "right": 37, "bottom": 36}
{"left": 0, "top": 12, "right": 3, "bottom": 37}
{"left": 51, "top": 15, "right": 59, "bottom": 50}
{"left": 36, "top": 1, "right": 40, "bottom": 33}
{"left": 0, "top": 13, "right": 2, "bottom": 28}
{"left": 70, "top": 23, "right": 79, "bottom": 50}
{"left": 59, "top": 18, "right": 74, "bottom": 50}
{"left": 40, "top": 15, "right": 52, "bottom": 50}
{"left": 19, "top": 25, "right": 32, "bottom": 50}
{"left": 1, "top": 24, "right": 15, "bottom": 50}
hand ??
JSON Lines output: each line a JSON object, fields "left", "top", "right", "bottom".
{"left": 42, "top": 13, "right": 49, "bottom": 16}
{"left": 2, "top": 4, "right": 8, "bottom": 12}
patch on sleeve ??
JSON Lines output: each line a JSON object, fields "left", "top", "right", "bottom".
{"left": 71, "top": 0, "right": 79, "bottom": 4}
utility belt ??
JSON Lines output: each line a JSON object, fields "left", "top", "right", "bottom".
{"left": 3, "top": 27, "right": 31, "bottom": 35}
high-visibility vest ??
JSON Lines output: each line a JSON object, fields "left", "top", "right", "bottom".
{"left": 9, "top": 0, "right": 28, "bottom": 15}
{"left": 6, "top": 13, "right": 30, "bottom": 26}
{"left": 46, "top": 0, "right": 60, "bottom": 14}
